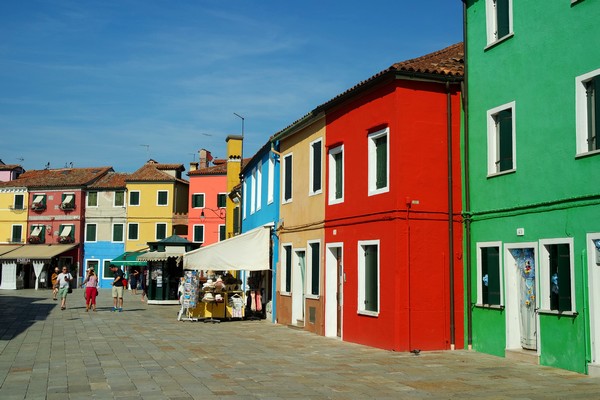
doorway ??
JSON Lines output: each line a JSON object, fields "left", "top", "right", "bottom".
{"left": 325, "top": 244, "right": 343, "bottom": 338}
{"left": 292, "top": 249, "right": 306, "bottom": 326}
{"left": 587, "top": 233, "right": 600, "bottom": 370}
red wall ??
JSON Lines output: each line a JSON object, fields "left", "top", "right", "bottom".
{"left": 325, "top": 79, "right": 464, "bottom": 351}
{"left": 188, "top": 174, "right": 227, "bottom": 245}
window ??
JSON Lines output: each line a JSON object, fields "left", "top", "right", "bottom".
{"left": 219, "top": 225, "right": 226, "bottom": 241}
{"left": 486, "top": 0, "right": 513, "bottom": 46}
{"left": 256, "top": 161, "right": 262, "bottom": 211}
{"left": 157, "top": 190, "right": 168, "bottom": 206}
{"left": 192, "top": 193, "right": 205, "bottom": 208}
{"left": 87, "top": 191, "right": 98, "bottom": 207}
{"left": 267, "top": 157, "right": 275, "bottom": 204}
{"left": 576, "top": 69, "right": 600, "bottom": 155}
{"left": 129, "top": 191, "right": 140, "bottom": 206}
{"left": 309, "top": 138, "right": 322, "bottom": 195}
{"left": 31, "top": 194, "right": 47, "bottom": 210}
{"left": 112, "top": 223, "right": 124, "bottom": 242}
{"left": 358, "top": 241, "right": 379, "bottom": 315}
{"left": 307, "top": 241, "right": 321, "bottom": 297}
{"left": 217, "top": 193, "right": 227, "bottom": 208}
{"left": 58, "top": 224, "right": 75, "bottom": 243}
{"left": 328, "top": 145, "right": 344, "bottom": 204}
{"left": 156, "top": 223, "right": 167, "bottom": 240}
{"left": 11, "top": 225, "right": 22, "bottom": 243}
{"left": 29, "top": 225, "right": 45, "bottom": 244}
{"left": 128, "top": 223, "right": 139, "bottom": 241}
{"left": 368, "top": 128, "right": 389, "bottom": 196}
{"left": 85, "top": 224, "right": 97, "bottom": 242}
{"left": 114, "top": 191, "right": 125, "bottom": 207}
{"left": 477, "top": 243, "right": 502, "bottom": 306}
{"left": 540, "top": 240, "right": 575, "bottom": 313}
{"left": 193, "top": 225, "right": 205, "bottom": 243}
{"left": 281, "top": 244, "right": 292, "bottom": 294}
{"left": 250, "top": 168, "right": 257, "bottom": 214}
{"left": 13, "top": 194, "right": 24, "bottom": 210}
{"left": 282, "top": 153, "right": 293, "bottom": 203}
{"left": 103, "top": 260, "right": 113, "bottom": 279}
{"left": 60, "top": 193, "right": 75, "bottom": 210}
{"left": 487, "top": 101, "right": 516, "bottom": 175}
{"left": 242, "top": 180, "right": 247, "bottom": 220}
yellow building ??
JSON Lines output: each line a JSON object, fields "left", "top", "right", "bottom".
{"left": 225, "top": 135, "right": 243, "bottom": 238}
{"left": 0, "top": 186, "right": 28, "bottom": 245}
{"left": 125, "top": 160, "right": 189, "bottom": 252}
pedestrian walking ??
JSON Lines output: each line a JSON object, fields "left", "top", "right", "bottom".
{"left": 109, "top": 264, "right": 124, "bottom": 312}
{"left": 56, "top": 266, "right": 73, "bottom": 310}
{"left": 83, "top": 268, "right": 98, "bottom": 312}
{"left": 130, "top": 268, "right": 139, "bottom": 295}
{"left": 51, "top": 267, "right": 60, "bottom": 300}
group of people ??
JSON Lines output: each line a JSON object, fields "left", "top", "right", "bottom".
{"left": 49, "top": 265, "right": 148, "bottom": 311}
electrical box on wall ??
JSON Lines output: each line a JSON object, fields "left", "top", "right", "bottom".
{"left": 516, "top": 228, "right": 525, "bottom": 236}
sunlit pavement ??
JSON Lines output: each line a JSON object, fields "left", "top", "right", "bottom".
{"left": 1, "top": 288, "right": 600, "bottom": 399}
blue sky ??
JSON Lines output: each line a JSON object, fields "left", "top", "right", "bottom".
{"left": 0, "top": 1, "right": 463, "bottom": 173}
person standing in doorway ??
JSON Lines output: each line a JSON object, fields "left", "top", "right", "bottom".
{"left": 56, "top": 267, "right": 73, "bottom": 310}
{"left": 83, "top": 268, "right": 98, "bottom": 312}
{"left": 130, "top": 268, "right": 139, "bottom": 295}
{"left": 109, "top": 264, "right": 124, "bottom": 312}
{"left": 51, "top": 267, "right": 60, "bottom": 300}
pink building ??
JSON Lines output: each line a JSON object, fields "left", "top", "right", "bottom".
{"left": 0, "top": 160, "right": 24, "bottom": 182}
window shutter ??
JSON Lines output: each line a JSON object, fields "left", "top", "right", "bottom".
{"left": 497, "top": 109, "right": 513, "bottom": 171}
{"left": 375, "top": 136, "right": 387, "bottom": 189}
{"left": 588, "top": 76, "right": 600, "bottom": 151}
{"left": 364, "top": 245, "right": 378, "bottom": 312}
{"left": 14, "top": 195, "right": 24, "bottom": 209}
{"left": 311, "top": 243, "right": 320, "bottom": 296}
{"left": 312, "top": 142, "right": 321, "bottom": 192}
{"left": 496, "top": 0, "right": 510, "bottom": 39}
{"left": 284, "top": 156, "right": 292, "bottom": 201}
{"left": 233, "top": 207, "right": 239, "bottom": 234}
{"left": 219, "top": 225, "right": 226, "bottom": 241}
{"left": 334, "top": 152, "right": 343, "bottom": 198}
{"left": 285, "top": 247, "right": 292, "bottom": 293}
{"left": 557, "top": 244, "right": 572, "bottom": 312}
{"left": 12, "top": 225, "right": 22, "bottom": 242}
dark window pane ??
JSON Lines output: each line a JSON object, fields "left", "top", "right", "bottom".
{"left": 311, "top": 242, "right": 320, "bottom": 296}
{"left": 334, "top": 152, "right": 343, "bottom": 199}
{"left": 375, "top": 136, "right": 387, "bottom": 189}
{"left": 496, "top": 0, "right": 510, "bottom": 38}
{"left": 497, "top": 109, "right": 513, "bottom": 171}
{"left": 284, "top": 156, "right": 292, "bottom": 201}
{"left": 482, "top": 247, "right": 501, "bottom": 305}
{"left": 312, "top": 142, "right": 321, "bottom": 192}
{"left": 364, "top": 245, "right": 378, "bottom": 312}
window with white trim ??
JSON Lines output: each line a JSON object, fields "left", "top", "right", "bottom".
{"left": 191, "top": 193, "right": 205, "bottom": 208}
{"left": 307, "top": 241, "right": 321, "bottom": 297}
{"left": 358, "top": 240, "right": 380, "bottom": 315}
{"left": 328, "top": 145, "right": 344, "bottom": 204}
{"left": 282, "top": 153, "right": 293, "bottom": 204}
{"left": 267, "top": 157, "right": 275, "bottom": 204}
{"left": 157, "top": 190, "right": 169, "bottom": 206}
{"left": 539, "top": 239, "right": 575, "bottom": 313}
{"left": 576, "top": 68, "right": 600, "bottom": 155}
{"left": 13, "top": 194, "right": 24, "bottom": 210}
{"left": 486, "top": 0, "right": 513, "bottom": 46}
{"left": 256, "top": 161, "right": 262, "bottom": 211}
{"left": 476, "top": 242, "right": 503, "bottom": 306}
{"left": 487, "top": 101, "right": 516, "bottom": 175}
{"left": 309, "top": 138, "right": 322, "bottom": 196}
{"left": 11, "top": 225, "right": 23, "bottom": 243}
{"left": 281, "top": 244, "right": 292, "bottom": 294}
{"left": 129, "top": 191, "right": 140, "bottom": 206}
{"left": 193, "top": 225, "right": 205, "bottom": 243}
{"left": 250, "top": 168, "right": 257, "bottom": 214}
{"left": 114, "top": 191, "right": 125, "bottom": 207}
{"left": 368, "top": 128, "right": 389, "bottom": 196}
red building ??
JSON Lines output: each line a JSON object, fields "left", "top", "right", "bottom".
{"left": 322, "top": 43, "right": 464, "bottom": 351}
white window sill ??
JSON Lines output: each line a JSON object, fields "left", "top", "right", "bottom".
{"left": 575, "top": 149, "right": 600, "bottom": 159}
{"left": 537, "top": 309, "right": 579, "bottom": 317}
{"left": 305, "top": 294, "right": 320, "bottom": 300}
{"left": 485, "top": 33, "right": 514, "bottom": 51}
{"left": 358, "top": 310, "right": 379, "bottom": 317}
{"left": 280, "top": 292, "right": 291, "bottom": 297}
{"left": 474, "top": 303, "right": 504, "bottom": 310}
{"left": 487, "top": 169, "right": 516, "bottom": 179}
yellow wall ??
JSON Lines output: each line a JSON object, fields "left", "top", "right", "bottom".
{"left": 225, "top": 135, "right": 243, "bottom": 237}
{"left": 0, "top": 188, "right": 28, "bottom": 244}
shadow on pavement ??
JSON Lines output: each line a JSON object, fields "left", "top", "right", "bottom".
{"left": 0, "top": 292, "right": 56, "bottom": 340}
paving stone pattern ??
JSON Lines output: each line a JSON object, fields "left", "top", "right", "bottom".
{"left": 1, "top": 289, "right": 600, "bottom": 399}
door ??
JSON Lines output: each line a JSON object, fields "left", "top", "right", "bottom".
{"left": 336, "top": 249, "right": 343, "bottom": 337}
{"left": 325, "top": 244, "right": 343, "bottom": 337}
{"left": 588, "top": 234, "right": 600, "bottom": 365}
{"left": 292, "top": 250, "right": 306, "bottom": 325}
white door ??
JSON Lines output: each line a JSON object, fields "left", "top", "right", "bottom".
{"left": 325, "top": 244, "right": 343, "bottom": 337}
{"left": 291, "top": 250, "right": 306, "bottom": 325}
{"left": 587, "top": 234, "right": 600, "bottom": 365}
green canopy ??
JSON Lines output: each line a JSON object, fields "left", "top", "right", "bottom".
{"left": 111, "top": 251, "right": 148, "bottom": 266}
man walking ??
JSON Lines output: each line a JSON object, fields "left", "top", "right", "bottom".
{"left": 110, "top": 264, "right": 124, "bottom": 312}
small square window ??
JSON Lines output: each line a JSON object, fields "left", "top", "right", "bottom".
{"left": 114, "top": 191, "right": 125, "bottom": 207}
{"left": 85, "top": 224, "right": 97, "bottom": 242}
{"left": 193, "top": 225, "right": 205, "bottom": 243}
{"left": 192, "top": 193, "right": 205, "bottom": 208}
{"left": 112, "top": 224, "right": 124, "bottom": 242}
{"left": 87, "top": 191, "right": 98, "bottom": 207}
{"left": 156, "top": 223, "right": 167, "bottom": 240}
{"left": 129, "top": 191, "right": 140, "bottom": 206}
{"left": 128, "top": 223, "right": 139, "bottom": 241}
{"left": 217, "top": 193, "right": 227, "bottom": 208}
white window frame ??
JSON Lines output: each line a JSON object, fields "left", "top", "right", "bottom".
{"left": 127, "top": 222, "right": 139, "bottom": 241}
{"left": 487, "top": 101, "right": 516, "bottom": 176}
{"left": 306, "top": 240, "right": 321, "bottom": 299}
{"left": 575, "top": 68, "right": 600, "bottom": 156}
{"left": 112, "top": 223, "right": 125, "bottom": 243}
{"left": 191, "top": 193, "right": 205, "bottom": 209}
{"left": 192, "top": 224, "right": 205, "bottom": 243}
{"left": 129, "top": 190, "right": 141, "bottom": 206}
{"left": 256, "top": 161, "right": 262, "bottom": 211}
{"left": 280, "top": 243, "right": 293, "bottom": 296}
{"left": 282, "top": 153, "right": 293, "bottom": 204}
{"left": 250, "top": 168, "right": 257, "bottom": 214}
{"left": 357, "top": 240, "right": 380, "bottom": 316}
{"left": 328, "top": 145, "right": 344, "bottom": 205}
{"left": 267, "top": 157, "right": 274, "bottom": 205}
{"left": 309, "top": 138, "right": 323, "bottom": 196}
{"left": 485, "top": 0, "right": 513, "bottom": 47}
{"left": 156, "top": 222, "right": 168, "bottom": 240}
{"left": 538, "top": 238, "right": 576, "bottom": 314}
{"left": 157, "top": 190, "right": 169, "bottom": 206}
{"left": 476, "top": 241, "right": 504, "bottom": 306}
{"left": 368, "top": 128, "right": 390, "bottom": 196}
{"left": 85, "top": 223, "right": 97, "bottom": 242}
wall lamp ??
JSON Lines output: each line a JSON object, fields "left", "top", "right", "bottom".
{"left": 200, "top": 208, "right": 226, "bottom": 221}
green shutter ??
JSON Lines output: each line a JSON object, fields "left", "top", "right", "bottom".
{"left": 128, "top": 224, "right": 138, "bottom": 240}
{"left": 375, "top": 136, "right": 387, "bottom": 189}
{"left": 284, "top": 156, "right": 292, "bottom": 201}
{"left": 115, "top": 191, "right": 124, "bottom": 206}
{"left": 334, "top": 152, "right": 343, "bottom": 199}
{"left": 496, "top": 0, "right": 510, "bottom": 39}
{"left": 497, "top": 109, "right": 513, "bottom": 171}
{"left": 588, "top": 76, "right": 600, "bottom": 151}
{"left": 285, "top": 246, "right": 292, "bottom": 293}
{"left": 557, "top": 244, "right": 572, "bottom": 312}
{"left": 482, "top": 247, "right": 501, "bottom": 305}
{"left": 312, "top": 142, "right": 321, "bottom": 192}
{"left": 233, "top": 207, "right": 239, "bottom": 234}
{"left": 217, "top": 194, "right": 227, "bottom": 208}
{"left": 86, "top": 224, "right": 96, "bottom": 241}
{"left": 311, "top": 243, "right": 320, "bottom": 296}
{"left": 364, "top": 245, "right": 378, "bottom": 312}
{"left": 219, "top": 225, "right": 226, "bottom": 241}
{"left": 14, "top": 195, "right": 24, "bottom": 209}
{"left": 113, "top": 224, "right": 124, "bottom": 241}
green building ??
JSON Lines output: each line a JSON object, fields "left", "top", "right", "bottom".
{"left": 463, "top": 0, "right": 600, "bottom": 374}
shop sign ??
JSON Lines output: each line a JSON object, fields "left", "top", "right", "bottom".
{"left": 17, "top": 258, "right": 30, "bottom": 264}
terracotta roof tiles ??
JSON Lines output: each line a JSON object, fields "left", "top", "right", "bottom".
{"left": 0, "top": 166, "right": 112, "bottom": 188}
{"left": 88, "top": 172, "right": 128, "bottom": 189}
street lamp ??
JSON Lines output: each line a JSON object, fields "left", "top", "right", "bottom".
{"left": 200, "top": 208, "right": 226, "bottom": 221}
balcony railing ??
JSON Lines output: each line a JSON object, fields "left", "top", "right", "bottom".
{"left": 31, "top": 203, "right": 46, "bottom": 211}
{"left": 60, "top": 203, "right": 76, "bottom": 211}
{"left": 58, "top": 236, "right": 74, "bottom": 244}
{"left": 28, "top": 236, "right": 43, "bottom": 244}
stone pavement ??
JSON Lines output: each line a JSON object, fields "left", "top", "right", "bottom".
{"left": 1, "top": 289, "right": 600, "bottom": 400}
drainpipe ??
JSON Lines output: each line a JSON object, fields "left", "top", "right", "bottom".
{"left": 462, "top": 0, "right": 473, "bottom": 350}
{"left": 446, "top": 80, "right": 456, "bottom": 350}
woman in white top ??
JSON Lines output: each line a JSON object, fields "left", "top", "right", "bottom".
{"left": 56, "top": 267, "right": 73, "bottom": 310}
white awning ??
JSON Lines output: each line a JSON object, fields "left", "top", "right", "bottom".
{"left": 31, "top": 226, "right": 42, "bottom": 237}
{"left": 60, "top": 225, "right": 72, "bottom": 237}
{"left": 183, "top": 226, "right": 271, "bottom": 271}
{"left": 33, "top": 195, "right": 44, "bottom": 204}
{"left": 61, "top": 194, "right": 73, "bottom": 204}
{"left": 138, "top": 247, "right": 186, "bottom": 262}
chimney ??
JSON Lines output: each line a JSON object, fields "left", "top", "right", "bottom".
{"left": 189, "top": 162, "right": 199, "bottom": 172}
{"left": 199, "top": 149, "right": 213, "bottom": 169}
